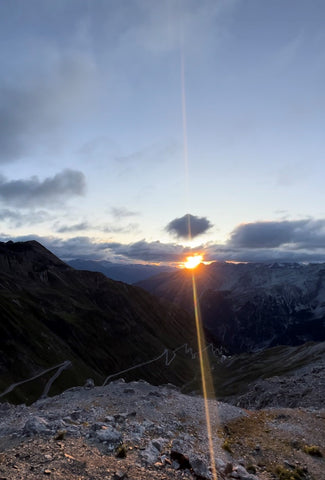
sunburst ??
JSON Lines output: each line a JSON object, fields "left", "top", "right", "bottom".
{"left": 184, "top": 254, "right": 203, "bottom": 269}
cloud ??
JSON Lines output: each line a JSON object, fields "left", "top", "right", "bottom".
{"left": 121, "top": 0, "right": 236, "bottom": 55}
{"left": 115, "top": 141, "right": 179, "bottom": 164}
{"left": 0, "top": 234, "right": 193, "bottom": 263}
{"left": 204, "top": 244, "right": 325, "bottom": 264}
{"left": 0, "top": 235, "right": 111, "bottom": 261}
{"left": 0, "top": 169, "right": 86, "bottom": 208}
{"left": 55, "top": 222, "right": 90, "bottom": 233}
{"left": 0, "top": 50, "right": 98, "bottom": 163}
{"left": 3, "top": 218, "right": 325, "bottom": 265}
{"left": 101, "top": 223, "right": 140, "bottom": 234}
{"left": 0, "top": 209, "right": 51, "bottom": 227}
{"left": 107, "top": 239, "right": 191, "bottom": 262}
{"left": 111, "top": 207, "right": 139, "bottom": 219}
{"left": 54, "top": 221, "right": 140, "bottom": 235}
{"left": 166, "top": 214, "right": 213, "bottom": 239}
{"left": 229, "top": 219, "right": 325, "bottom": 249}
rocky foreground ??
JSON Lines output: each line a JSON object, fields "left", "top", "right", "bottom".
{"left": 0, "top": 379, "right": 324, "bottom": 480}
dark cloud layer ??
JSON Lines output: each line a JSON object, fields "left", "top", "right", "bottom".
{"left": 0, "top": 169, "right": 85, "bottom": 208}
{"left": 229, "top": 219, "right": 325, "bottom": 249}
{"left": 166, "top": 214, "right": 212, "bottom": 239}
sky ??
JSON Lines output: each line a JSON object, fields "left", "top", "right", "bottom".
{"left": 0, "top": 0, "right": 325, "bottom": 265}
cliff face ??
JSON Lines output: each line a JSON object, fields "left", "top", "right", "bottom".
{"left": 137, "top": 262, "right": 325, "bottom": 352}
{"left": 0, "top": 241, "right": 197, "bottom": 403}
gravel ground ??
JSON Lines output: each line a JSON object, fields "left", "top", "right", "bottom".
{"left": 0, "top": 380, "right": 324, "bottom": 480}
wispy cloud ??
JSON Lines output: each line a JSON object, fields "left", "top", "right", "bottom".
{"left": 115, "top": 141, "right": 179, "bottom": 165}
{"left": 53, "top": 220, "right": 140, "bottom": 235}
{"left": 111, "top": 206, "right": 139, "bottom": 219}
{"left": 106, "top": 239, "right": 191, "bottom": 262}
{"left": 55, "top": 222, "right": 90, "bottom": 233}
{"left": 0, "top": 209, "right": 51, "bottom": 227}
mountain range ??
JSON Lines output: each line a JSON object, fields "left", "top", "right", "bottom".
{"left": 1, "top": 241, "right": 324, "bottom": 407}
{"left": 137, "top": 261, "right": 325, "bottom": 353}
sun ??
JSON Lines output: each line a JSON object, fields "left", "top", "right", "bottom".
{"left": 184, "top": 254, "right": 203, "bottom": 269}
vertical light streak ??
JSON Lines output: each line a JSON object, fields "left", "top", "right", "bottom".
{"left": 179, "top": 30, "right": 218, "bottom": 479}
{"left": 192, "top": 273, "right": 218, "bottom": 480}
{"left": 180, "top": 38, "right": 192, "bottom": 242}
{"left": 180, "top": 48, "right": 191, "bottom": 221}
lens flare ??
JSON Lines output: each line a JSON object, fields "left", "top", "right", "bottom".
{"left": 192, "top": 272, "right": 218, "bottom": 479}
{"left": 184, "top": 254, "right": 203, "bottom": 269}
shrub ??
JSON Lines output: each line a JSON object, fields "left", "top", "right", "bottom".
{"left": 222, "top": 439, "right": 232, "bottom": 453}
{"left": 303, "top": 445, "right": 323, "bottom": 457}
{"left": 115, "top": 444, "right": 127, "bottom": 458}
{"left": 275, "top": 465, "right": 305, "bottom": 480}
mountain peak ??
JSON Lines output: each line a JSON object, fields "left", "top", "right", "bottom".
{"left": 0, "top": 239, "right": 70, "bottom": 277}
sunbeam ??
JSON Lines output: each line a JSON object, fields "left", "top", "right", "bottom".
{"left": 191, "top": 272, "right": 218, "bottom": 479}
{"left": 179, "top": 20, "right": 219, "bottom": 479}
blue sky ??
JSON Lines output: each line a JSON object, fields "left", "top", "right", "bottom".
{"left": 0, "top": 0, "right": 325, "bottom": 264}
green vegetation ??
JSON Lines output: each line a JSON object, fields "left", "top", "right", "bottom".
{"left": 115, "top": 444, "right": 127, "bottom": 458}
{"left": 222, "top": 439, "right": 232, "bottom": 453}
{"left": 303, "top": 445, "right": 323, "bottom": 457}
{"left": 274, "top": 465, "right": 306, "bottom": 480}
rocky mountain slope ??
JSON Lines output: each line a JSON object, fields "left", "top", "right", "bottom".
{"left": 137, "top": 262, "right": 325, "bottom": 352}
{"left": 198, "top": 341, "right": 325, "bottom": 402}
{"left": 0, "top": 240, "right": 198, "bottom": 403}
{"left": 0, "top": 379, "right": 324, "bottom": 480}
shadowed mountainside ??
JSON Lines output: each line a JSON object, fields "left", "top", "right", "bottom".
{"left": 0, "top": 241, "right": 198, "bottom": 403}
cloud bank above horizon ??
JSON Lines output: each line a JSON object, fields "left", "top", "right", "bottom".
{"left": 2, "top": 218, "right": 325, "bottom": 265}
